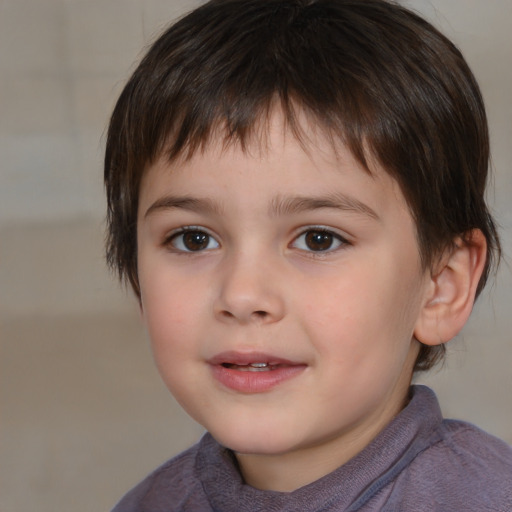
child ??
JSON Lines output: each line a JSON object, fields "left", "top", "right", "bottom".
{"left": 105, "top": 0, "right": 512, "bottom": 509}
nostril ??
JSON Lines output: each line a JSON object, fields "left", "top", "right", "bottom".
{"left": 253, "top": 310, "right": 268, "bottom": 318}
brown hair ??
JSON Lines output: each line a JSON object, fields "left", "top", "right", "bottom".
{"left": 104, "top": 0, "right": 501, "bottom": 371}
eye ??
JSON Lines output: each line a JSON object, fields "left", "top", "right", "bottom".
{"left": 291, "top": 228, "right": 347, "bottom": 252}
{"left": 167, "top": 228, "right": 220, "bottom": 252}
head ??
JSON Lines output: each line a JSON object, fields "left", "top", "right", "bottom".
{"left": 105, "top": 0, "right": 500, "bottom": 373}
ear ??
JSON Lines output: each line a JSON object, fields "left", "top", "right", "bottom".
{"left": 414, "top": 230, "right": 487, "bottom": 346}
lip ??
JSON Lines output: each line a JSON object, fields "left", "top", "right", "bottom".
{"left": 208, "top": 351, "right": 307, "bottom": 393}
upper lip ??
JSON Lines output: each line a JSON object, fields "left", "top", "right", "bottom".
{"left": 208, "top": 351, "right": 303, "bottom": 367}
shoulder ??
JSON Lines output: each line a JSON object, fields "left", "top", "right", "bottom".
{"left": 419, "top": 419, "right": 512, "bottom": 478}
{"left": 110, "top": 440, "right": 209, "bottom": 512}
{"left": 396, "top": 419, "right": 512, "bottom": 510}
{"left": 437, "top": 419, "right": 512, "bottom": 462}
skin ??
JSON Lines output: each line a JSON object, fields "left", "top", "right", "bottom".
{"left": 136, "top": 113, "right": 436, "bottom": 492}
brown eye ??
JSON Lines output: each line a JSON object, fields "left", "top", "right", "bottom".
{"left": 170, "top": 229, "right": 219, "bottom": 252}
{"left": 292, "top": 228, "right": 346, "bottom": 252}
{"left": 183, "top": 231, "right": 209, "bottom": 251}
{"left": 305, "top": 231, "right": 335, "bottom": 251}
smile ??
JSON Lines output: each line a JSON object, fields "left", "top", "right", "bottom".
{"left": 210, "top": 352, "right": 307, "bottom": 393}
{"left": 222, "top": 362, "right": 278, "bottom": 372}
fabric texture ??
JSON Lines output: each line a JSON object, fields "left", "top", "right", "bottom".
{"left": 111, "top": 386, "right": 512, "bottom": 511}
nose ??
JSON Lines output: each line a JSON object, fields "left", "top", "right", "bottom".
{"left": 214, "top": 253, "right": 286, "bottom": 325}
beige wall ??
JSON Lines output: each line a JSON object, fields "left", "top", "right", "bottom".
{"left": 1, "top": 1, "right": 511, "bottom": 511}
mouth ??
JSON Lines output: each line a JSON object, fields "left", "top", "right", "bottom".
{"left": 221, "top": 362, "right": 285, "bottom": 372}
{"left": 210, "top": 351, "right": 301, "bottom": 369}
{"left": 209, "top": 351, "right": 306, "bottom": 393}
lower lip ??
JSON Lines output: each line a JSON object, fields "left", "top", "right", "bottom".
{"left": 210, "top": 364, "right": 306, "bottom": 393}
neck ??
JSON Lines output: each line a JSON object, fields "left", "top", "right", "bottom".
{"left": 235, "top": 433, "right": 371, "bottom": 491}
{"left": 236, "top": 390, "right": 410, "bottom": 492}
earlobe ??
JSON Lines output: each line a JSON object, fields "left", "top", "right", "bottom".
{"left": 414, "top": 230, "right": 487, "bottom": 346}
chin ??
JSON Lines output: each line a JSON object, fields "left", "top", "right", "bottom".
{"left": 210, "top": 425, "right": 296, "bottom": 455}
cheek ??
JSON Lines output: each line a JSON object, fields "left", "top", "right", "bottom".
{"left": 300, "top": 258, "right": 423, "bottom": 355}
{"left": 141, "top": 285, "right": 205, "bottom": 404}
{"left": 140, "top": 269, "right": 204, "bottom": 359}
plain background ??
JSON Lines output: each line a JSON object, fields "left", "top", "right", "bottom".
{"left": 1, "top": 1, "right": 511, "bottom": 511}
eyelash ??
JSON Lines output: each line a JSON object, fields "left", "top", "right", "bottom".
{"left": 163, "top": 226, "right": 350, "bottom": 254}
{"left": 290, "top": 226, "right": 350, "bottom": 254}
{"left": 164, "top": 226, "right": 220, "bottom": 253}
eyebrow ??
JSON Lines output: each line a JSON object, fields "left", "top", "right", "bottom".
{"left": 269, "top": 193, "right": 380, "bottom": 220}
{"left": 144, "top": 192, "right": 379, "bottom": 221}
{"left": 144, "top": 195, "right": 223, "bottom": 218}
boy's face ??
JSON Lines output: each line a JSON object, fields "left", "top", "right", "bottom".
{"left": 137, "top": 114, "right": 432, "bottom": 488}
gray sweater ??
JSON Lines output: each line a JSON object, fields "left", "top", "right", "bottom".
{"left": 112, "top": 386, "right": 512, "bottom": 511}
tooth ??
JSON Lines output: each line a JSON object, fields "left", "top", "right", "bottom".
{"left": 249, "top": 362, "right": 268, "bottom": 368}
